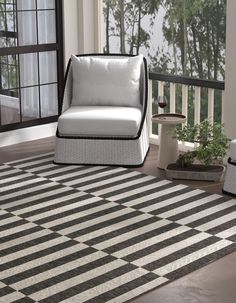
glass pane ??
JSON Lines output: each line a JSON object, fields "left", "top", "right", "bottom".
{"left": 0, "top": 3, "right": 4, "bottom": 14}
{"left": 0, "top": 90, "right": 21, "bottom": 125}
{"left": 38, "top": 10, "right": 56, "bottom": 44}
{"left": 8, "top": 37, "right": 17, "bottom": 47}
{"left": 0, "top": 9, "right": 17, "bottom": 47}
{"left": 17, "top": 0, "right": 36, "bottom": 10}
{"left": 6, "top": 2, "right": 16, "bottom": 12}
{"left": 40, "top": 84, "right": 58, "bottom": 117}
{"left": 17, "top": 11, "right": 37, "bottom": 45}
{"left": 0, "top": 1, "right": 16, "bottom": 12}
{"left": 0, "top": 11, "right": 5, "bottom": 31}
{"left": 37, "top": 0, "right": 55, "bottom": 9}
{"left": 0, "top": 56, "right": 8, "bottom": 90}
{"left": 39, "top": 51, "right": 57, "bottom": 84}
{"left": 21, "top": 86, "right": 40, "bottom": 121}
{"left": 8, "top": 55, "right": 19, "bottom": 89}
{"left": 6, "top": 12, "right": 16, "bottom": 31}
{"left": 0, "top": 38, "right": 7, "bottom": 48}
{"left": 0, "top": 55, "right": 19, "bottom": 90}
{"left": 19, "top": 53, "right": 38, "bottom": 87}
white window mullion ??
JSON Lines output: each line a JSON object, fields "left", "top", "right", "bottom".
{"left": 94, "top": 0, "right": 103, "bottom": 52}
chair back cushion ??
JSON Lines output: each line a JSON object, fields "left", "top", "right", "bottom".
{"left": 71, "top": 54, "right": 143, "bottom": 107}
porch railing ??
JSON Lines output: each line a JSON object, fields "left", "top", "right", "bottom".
{"left": 147, "top": 72, "right": 225, "bottom": 145}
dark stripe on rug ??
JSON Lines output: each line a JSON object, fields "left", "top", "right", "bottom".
{"left": 67, "top": 209, "right": 150, "bottom": 239}
{"left": 101, "top": 222, "right": 181, "bottom": 254}
{"left": 1, "top": 153, "right": 235, "bottom": 303}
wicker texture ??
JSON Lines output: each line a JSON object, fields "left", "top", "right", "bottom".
{"left": 223, "top": 161, "right": 236, "bottom": 195}
{"left": 54, "top": 120, "right": 149, "bottom": 166}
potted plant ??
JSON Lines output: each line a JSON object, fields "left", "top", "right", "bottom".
{"left": 165, "top": 120, "right": 230, "bottom": 181}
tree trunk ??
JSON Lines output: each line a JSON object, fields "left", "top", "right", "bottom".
{"left": 136, "top": 0, "right": 142, "bottom": 55}
{"left": 170, "top": 10, "right": 178, "bottom": 74}
{"left": 213, "top": 0, "right": 220, "bottom": 80}
{"left": 187, "top": 36, "right": 193, "bottom": 77}
{"left": 129, "top": 18, "right": 135, "bottom": 55}
{"left": 119, "top": 0, "right": 126, "bottom": 53}
{"left": 206, "top": 17, "right": 211, "bottom": 79}
{"left": 183, "top": 0, "right": 188, "bottom": 76}
{"left": 105, "top": 1, "right": 110, "bottom": 53}
{"left": 191, "top": 22, "right": 203, "bottom": 78}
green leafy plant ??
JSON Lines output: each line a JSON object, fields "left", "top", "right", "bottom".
{"left": 174, "top": 120, "right": 230, "bottom": 168}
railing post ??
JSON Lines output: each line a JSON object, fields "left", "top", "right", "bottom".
{"left": 148, "top": 73, "right": 225, "bottom": 137}
{"left": 194, "top": 86, "right": 201, "bottom": 126}
{"left": 158, "top": 81, "right": 164, "bottom": 136}
{"left": 208, "top": 88, "right": 214, "bottom": 124}
{"left": 147, "top": 79, "right": 153, "bottom": 137}
{"left": 182, "top": 85, "right": 188, "bottom": 124}
{"left": 170, "top": 83, "right": 176, "bottom": 113}
{"left": 221, "top": 90, "right": 225, "bottom": 124}
{"left": 158, "top": 81, "right": 164, "bottom": 115}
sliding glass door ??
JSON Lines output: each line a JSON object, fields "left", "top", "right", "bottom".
{"left": 0, "top": 0, "right": 63, "bottom": 131}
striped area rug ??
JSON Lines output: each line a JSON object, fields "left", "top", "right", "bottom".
{"left": 1, "top": 153, "right": 236, "bottom": 303}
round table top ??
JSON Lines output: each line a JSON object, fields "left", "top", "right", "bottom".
{"left": 152, "top": 113, "right": 186, "bottom": 125}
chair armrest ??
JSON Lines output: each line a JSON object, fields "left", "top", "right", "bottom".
{"left": 61, "top": 63, "right": 73, "bottom": 114}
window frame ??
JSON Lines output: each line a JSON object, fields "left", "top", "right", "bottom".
{"left": 0, "top": 0, "right": 64, "bottom": 132}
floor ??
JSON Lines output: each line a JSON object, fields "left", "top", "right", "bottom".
{"left": 0, "top": 137, "right": 236, "bottom": 303}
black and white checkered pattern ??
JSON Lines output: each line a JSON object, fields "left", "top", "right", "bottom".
{"left": 1, "top": 153, "right": 236, "bottom": 303}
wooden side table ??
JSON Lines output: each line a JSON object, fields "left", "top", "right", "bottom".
{"left": 152, "top": 113, "right": 186, "bottom": 169}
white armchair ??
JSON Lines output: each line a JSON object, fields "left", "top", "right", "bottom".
{"left": 54, "top": 54, "right": 149, "bottom": 166}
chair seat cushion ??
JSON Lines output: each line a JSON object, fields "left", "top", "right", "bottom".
{"left": 58, "top": 106, "right": 142, "bottom": 137}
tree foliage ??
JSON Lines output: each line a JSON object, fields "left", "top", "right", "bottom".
{"left": 103, "top": 0, "right": 226, "bottom": 81}
{"left": 159, "top": 0, "right": 226, "bottom": 80}
{"left": 103, "top": 0, "right": 160, "bottom": 55}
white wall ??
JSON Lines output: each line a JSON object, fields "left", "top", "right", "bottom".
{"left": 224, "top": 0, "right": 236, "bottom": 139}
{"left": 63, "top": 0, "right": 80, "bottom": 64}
{"left": 78, "top": 0, "right": 101, "bottom": 53}
{"left": 63, "top": 0, "right": 101, "bottom": 62}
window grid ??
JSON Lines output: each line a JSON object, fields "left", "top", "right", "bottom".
{"left": 0, "top": 0, "right": 63, "bottom": 131}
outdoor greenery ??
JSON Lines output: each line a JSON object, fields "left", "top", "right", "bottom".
{"left": 103, "top": 0, "right": 226, "bottom": 80}
{"left": 174, "top": 120, "right": 230, "bottom": 167}
{"left": 103, "top": 0, "right": 226, "bottom": 128}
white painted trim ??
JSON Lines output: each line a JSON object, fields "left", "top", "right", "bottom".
{"left": 0, "top": 123, "right": 57, "bottom": 147}
{"left": 77, "top": 0, "right": 100, "bottom": 54}
{"left": 94, "top": 0, "right": 103, "bottom": 52}
{"left": 224, "top": 0, "right": 236, "bottom": 139}
{"left": 63, "top": 0, "right": 79, "bottom": 65}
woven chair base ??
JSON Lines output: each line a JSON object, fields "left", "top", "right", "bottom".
{"left": 54, "top": 121, "right": 149, "bottom": 167}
